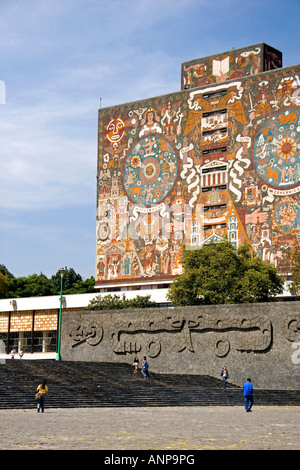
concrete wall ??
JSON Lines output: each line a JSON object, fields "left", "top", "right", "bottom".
{"left": 61, "top": 302, "right": 300, "bottom": 390}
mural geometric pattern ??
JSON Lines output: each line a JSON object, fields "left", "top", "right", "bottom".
{"left": 123, "top": 136, "right": 178, "bottom": 205}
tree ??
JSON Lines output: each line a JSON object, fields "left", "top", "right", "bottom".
{"left": 0, "top": 265, "right": 96, "bottom": 298}
{"left": 9, "top": 273, "right": 55, "bottom": 298}
{"left": 85, "top": 294, "right": 156, "bottom": 310}
{"left": 167, "top": 241, "right": 283, "bottom": 306}
{"left": 288, "top": 240, "right": 300, "bottom": 297}
{"left": 50, "top": 267, "right": 82, "bottom": 293}
{"left": 0, "top": 273, "right": 10, "bottom": 298}
{"left": 64, "top": 277, "right": 96, "bottom": 294}
{"left": 0, "top": 265, "right": 14, "bottom": 279}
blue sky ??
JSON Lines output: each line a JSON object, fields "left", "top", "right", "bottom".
{"left": 0, "top": 0, "right": 299, "bottom": 280}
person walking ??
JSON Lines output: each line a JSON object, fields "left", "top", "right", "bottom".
{"left": 36, "top": 379, "right": 49, "bottom": 413}
{"left": 220, "top": 366, "right": 229, "bottom": 390}
{"left": 10, "top": 348, "right": 15, "bottom": 359}
{"left": 19, "top": 348, "right": 24, "bottom": 359}
{"left": 243, "top": 378, "right": 253, "bottom": 412}
{"left": 141, "top": 356, "right": 149, "bottom": 379}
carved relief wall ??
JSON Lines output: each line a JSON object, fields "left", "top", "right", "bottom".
{"left": 61, "top": 302, "right": 300, "bottom": 389}
{"left": 96, "top": 43, "right": 299, "bottom": 287}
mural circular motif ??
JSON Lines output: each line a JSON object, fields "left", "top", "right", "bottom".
{"left": 253, "top": 109, "right": 300, "bottom": 189}
{"left": 98, "top": 222, "right": 110, "bottom": 241}
{"left": 140, "top": 157, "right": 160, "bottom": 184}
{"left": 123, "top": 136, "right": 178, "bottom": 205}
{"left": 273, "top": 198, "right": 299, "bottom": 234}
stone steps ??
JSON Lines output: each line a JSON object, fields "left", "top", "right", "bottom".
{"left": 0, "top": 360, "right": 299, "bottom": 409}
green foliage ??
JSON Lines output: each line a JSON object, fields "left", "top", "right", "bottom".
{"left": 167, "top": 241, "right": 283, "bottom": 306}
{"left": 63, "top": 277, "right": 96, "bottom": 294}
{"left": 85, "top": 293, "right": 156, "bottom": 310}
{"left": 0, "top": 273, "right": 10, "bottom": 298}
{"left": 288, "top": 241, "right": 300, "bottom": 297}
{"left": 0, "top": 265, "right": 96, "bottom": 298}
{"left": 9, "top": 273, "right": 54, "bottom": 298}
{"left": 0, "top": 265, "right": 14, "bottom": 278}
{"left": 50, "top": 267, "right": 82, "bottom": 292}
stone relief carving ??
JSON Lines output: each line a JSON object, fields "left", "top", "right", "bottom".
{"left": 66, "top": 311, "right": 300, "bottom": 359}
{"left": 69, "top": 320, "right": 103, "bottom": 348}
{"left": 283, "top": 314, "right": 300, "bottom": 342}
{"left": 110, "top": 312, "right": 272, "bottom": 358}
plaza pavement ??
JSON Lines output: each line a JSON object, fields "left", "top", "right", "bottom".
{"left": 0, "top": 354, "right": 298, "bottom": 451}
{"left": 0, "top": 352, "right": 56, "bottom": 361}
{"left": 0, "top": 405, "right": 298, "bottom": 451}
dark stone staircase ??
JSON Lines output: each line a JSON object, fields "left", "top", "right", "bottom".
{"left": 0, "top": 360, "right": 299, "bottom": 409}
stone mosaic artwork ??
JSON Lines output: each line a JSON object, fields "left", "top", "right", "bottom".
{"left": 63, "top": 306, "right": 300, "bottom": 390}
{"left": 67, "top": 310, "right": 300, "bottom": 359}
{"left": 96, "top": 44, "right": 300, "bottom": 286}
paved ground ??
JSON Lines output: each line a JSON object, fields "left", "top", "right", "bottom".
{"left": 0, "top": 405, "right": 299, "bottom": 451}
{"left": 0, "top": 353, "right": 56, "bottom": 361}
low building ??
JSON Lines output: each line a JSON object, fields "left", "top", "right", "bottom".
{"left": 0, "top": 288, "right": 170, "bottom": 354}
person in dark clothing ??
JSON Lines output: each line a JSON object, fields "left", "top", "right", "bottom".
{"left": 133, "top": 355, "right": 139, "bottom": 374}
{"left": 220, "top": 366, "right": 229, "bottom": 390}
{"left": 141, "top": 356, "right": 149, "bottom": 379}
{"left": 243, "top": 378, "right": 253, "bottom": 412}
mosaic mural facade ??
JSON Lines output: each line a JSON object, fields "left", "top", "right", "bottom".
{"left": 96, "top": 43, "right": 300, "bottom": 286}
{"left": 181, "top": 43, "right": 282, "bottom": 90}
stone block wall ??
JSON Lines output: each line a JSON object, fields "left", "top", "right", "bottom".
{"left": 61, "top": 301, "right": 300, "bottom": 390}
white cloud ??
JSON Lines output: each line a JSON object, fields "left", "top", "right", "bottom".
{"left": 0, "top": 98, "right": 96, "bottom": 210}
{"left": 0, "top": 6, "right": 182, "bottom": 212}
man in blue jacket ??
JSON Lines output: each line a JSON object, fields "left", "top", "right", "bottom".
{"left": 141, "top": 356, "right": 149, "bottom": 379}
{"left": 243, "top": 378, "right": 253, "bottom": 412}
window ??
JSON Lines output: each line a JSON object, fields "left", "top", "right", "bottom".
{"left": 202, "top": 109, "right": 227, "bottom": 118}
{"left": 202, "top": 146, "right": 227, "bottom": 155}
{"left": 202, "top": 185, "right": 227, "bottom": 192}
{"left": 203, "top": 127, "right": 227, "bottom": 135}
{"left": 202, "top": 90, "right": 227, "bottom": 100}
{"left": 202, "top": 165, "right": 227, "bottom": 174}
{"left": 203, "top": 204, "right": 227, "bottom": 212}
